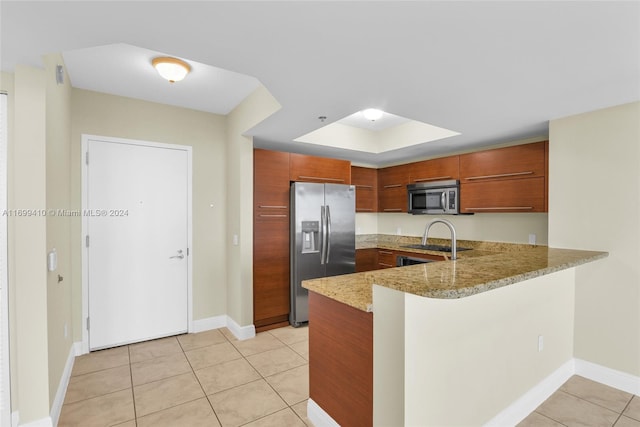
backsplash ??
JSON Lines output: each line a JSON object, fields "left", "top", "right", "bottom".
{"left": 356, "top": 212, "right": 549, "bottom": 245}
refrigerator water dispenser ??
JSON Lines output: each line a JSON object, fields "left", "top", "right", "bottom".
{"left": 301, "top": 221, "right": 319, "bottom": 253}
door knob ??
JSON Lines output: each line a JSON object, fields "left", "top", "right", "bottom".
{"left": 169, "top": 250, "right": 184, "bottom": 260}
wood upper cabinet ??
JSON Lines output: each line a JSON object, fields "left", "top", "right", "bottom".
{"left": 377, "top": 164, "right": 411, "bottom": 213}
{"left": 351, "top": 166, "right": 378, "bottom": 213}
{"left": 409, "top": 156, "right": 460, "bottom": 183}
{"left": 253, "top": 149, "right": 291, "bottom": 331}
{"left": 254, "top": 149, "right": 290, "bottom": 220}
{"left": 289, "top": 153, "right": 351, "bottom": 184}
{"left": 459, "top": 141, "right": 548, "bottom": 213}
{"left": 459, "top": 141, "right": 546, "bottom": 183}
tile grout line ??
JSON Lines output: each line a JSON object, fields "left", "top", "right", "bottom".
{"left": 559, "top": 388, "right": 634, "bottom": 417}
{"left": 532, "top": 411, "right": 569, "bottom": 427}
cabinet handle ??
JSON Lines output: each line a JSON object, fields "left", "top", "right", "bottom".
{"left": 379, "top": 263, "right": 394, "bottom": 267}
{"left": 258, "top": 214, "right": 288, "bottom": 217}
{"left": 356, "top": 209, "right": 373, "bottom": 212}
{"left": 383, "top": 208, "right": 402, "bottom": 212}
{"left": 413, "top": 176, "right": 452, "bottom": 182}
{"left": 379, "top": 251, "right": 393, "bottom": 255}
{"left": 464, "top": 171, "right": 533, "bottom": 181}
{"left": 297, "top": 175, "right": 345, "bottom": 183}
{"left": 464, "top": 207, "right": 533, "bottom": 211}
{"left": 355, "top": 185, "right": 373, "bottom": 189}
{"left": 258, "top": 205, "right": 287, "bottom": 209}
{"left": 383, "top": 184, "right": 402, "bottom": 189}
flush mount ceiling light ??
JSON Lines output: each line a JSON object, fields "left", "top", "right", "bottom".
{"left": 152, "top": 57, "right": 191, "bottom": 83}
{"left": 362, "top": 108, "right": 384, "bottom": 121}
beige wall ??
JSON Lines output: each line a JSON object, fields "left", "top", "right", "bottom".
{"left": 226, "top": 86, "right": 281, "bottom": 326}
{"left": 402, "top": 269, "right": 575, "bottom": 425}
{"left": 71, "top": 89, "right": 228, "bottom": 330}
{"left": 549, "top": 102, "right": 640, "bottom": 376}
{"left": 43, "top": 54, "right": 74, "bottom": 408}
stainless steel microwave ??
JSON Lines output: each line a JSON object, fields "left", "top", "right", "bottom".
{"left": 407, "top": 180, "right": 460, "bottom": 215}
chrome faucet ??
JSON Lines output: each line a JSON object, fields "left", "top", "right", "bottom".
{"left": 422, "top": 218, "right": 457, "bottom": 260}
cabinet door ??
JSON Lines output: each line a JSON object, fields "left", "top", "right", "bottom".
{"left": 290, "top": 153, "right": 351, "bottom": 184}
{"left": 394, "top": 250, "right": 447, "bottom": 262}
{"left": 351, "top": 166, "right": 377, "bottom": 213}
{"left": 377, "top": 250, "right": 396, "bottom": 269}
{"left": 410, "top": 156, "right": 460, "bottom": 183}
{"left": 460, "top": 177, "right": 546, "bottom": 213}
{"left": 253, "top": 149, "right": 291, "bottom": 330}
{"left": 254, "top": 149, "right": 290, "bottom": 216}
{"left": 378, "top": 165, "right": 410, "bottom": 213}
{"left": 355, "top": 248, "right": 378, "bottom": 272}
{"left": 459, "top": 142, "right": 546, "bottom": 183}
{"left": 253, "top": 221, "right": 290, "bottom": 329}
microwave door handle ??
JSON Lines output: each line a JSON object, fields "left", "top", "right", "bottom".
{"left": 441, "top": 192, "right": 447, "bottom": 210}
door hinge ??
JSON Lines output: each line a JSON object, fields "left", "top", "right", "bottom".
{"left": 85, "top": 235, "right": 89, "bottom": 247}
{"left": 86, "top": 317, "right": 90, "bottom": 330}
{"left": 187, "top": 248, "right": 190, "bottom": 256}
{"left": 85, "top": 152, "right": 89, "bottom": 165}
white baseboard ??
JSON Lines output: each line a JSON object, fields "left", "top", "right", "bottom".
{"left": 307, "top": 398, "right": 340, "bottom": 427}
{"left": 575, "top": 358, "right": 640, "bottom": 396}
{"left": 484, "top": 359, "right": 575, "bottom": 426}
{"left": 191, "top": 315, "right": 226, "bottom": 333}
{"left": 225, "top": 316, "right": 255, "bottom": 341}
{"left": 49, "top": 342, "right": 80, "bottom": 427}
{"left": 484, "top": 358, "right": 640, "bottom": 426}
{"left": 16, "top": 416, "right": 52, "bottom": 427}
{"left": 190, "top": 315, "right": 256, "bottom": 341}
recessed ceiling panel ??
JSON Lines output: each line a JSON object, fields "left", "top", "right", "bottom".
{"left": 295, "top": 110, "right": 460, "bottom": 154}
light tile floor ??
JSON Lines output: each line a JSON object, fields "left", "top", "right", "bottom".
{"left": 518, "top": 375, "right": 640, "bottom": 427}
{"left": 60, "top": 325, "right": 640, "bottom": 427}
{"left": 59, "top": 326, "right": 311, "bottom": 427}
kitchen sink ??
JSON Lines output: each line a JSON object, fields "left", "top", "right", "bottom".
{"left": 401, "top": 244, "right": 471, "bottom": 253}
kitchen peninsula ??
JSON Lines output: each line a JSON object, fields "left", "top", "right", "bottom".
{"left": 303, "top": 237, "right": 607, "bottom": 426}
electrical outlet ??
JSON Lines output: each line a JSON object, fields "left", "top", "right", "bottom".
{"left": 538, "top": 335, "right": 544, "bottom": 352}
{"left": 529, "top": 234, "right": 537, "bottom": 245}
{"left": 233, "top": 234, "right": 239, "bottom": 246}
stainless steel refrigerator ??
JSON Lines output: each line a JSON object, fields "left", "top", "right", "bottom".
{"left": 290, "top": 182, "right": 356, "bottom": 326}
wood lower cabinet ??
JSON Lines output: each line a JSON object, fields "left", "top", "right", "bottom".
{"left": 254, "top": 149, "right": 291, "bottom": 331}
{"left": 377, "top": 249, "right": 396, "bottom": 269}
{"left": 309, "top": 291, "right": 373, "bottom": 427}
{"left": 290, "top": 153, "right": 351, "bottom": 184}
{"left": 355, "top": 248, "right": 378, "bottom": 272}
{"left": 351, "top": 166, "right": 377, "bottom": 213}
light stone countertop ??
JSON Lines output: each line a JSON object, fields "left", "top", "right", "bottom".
{"left": 302, "top": 235, "right": 608, "bottom": 312}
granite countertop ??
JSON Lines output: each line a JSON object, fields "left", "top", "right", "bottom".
{"left": 302, "top": 235, "right": 608, "bottom": 312}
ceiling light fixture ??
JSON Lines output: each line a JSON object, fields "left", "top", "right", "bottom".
{"left": 362, "top": 108, "right": 384, "bottom": 121}
{"left": 152, "top": 57, "right": 191, "bottom": 83}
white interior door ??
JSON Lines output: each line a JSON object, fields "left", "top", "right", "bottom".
{"left": 86, "top": 138, "right": 189, "bottom": 350}
{"left": 0, "top": 93, "right": 11, "bottom": 427}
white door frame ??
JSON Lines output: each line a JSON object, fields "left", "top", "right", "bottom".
{"left": 81, "top": 134, "right": 193, "bottom": 354}
{"left": 0, "top": 93, "right": 11, "bottom": 427}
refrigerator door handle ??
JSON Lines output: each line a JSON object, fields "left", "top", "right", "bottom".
{"left": 326, "top": 205, "right": 331, "bottom": 263}
{"left": 320, "top": 205, "right": 327, "bottom": 265}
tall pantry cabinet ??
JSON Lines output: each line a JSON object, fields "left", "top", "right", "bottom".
{"left": 253, "top": 149, "right": 291, "bottom": 331}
